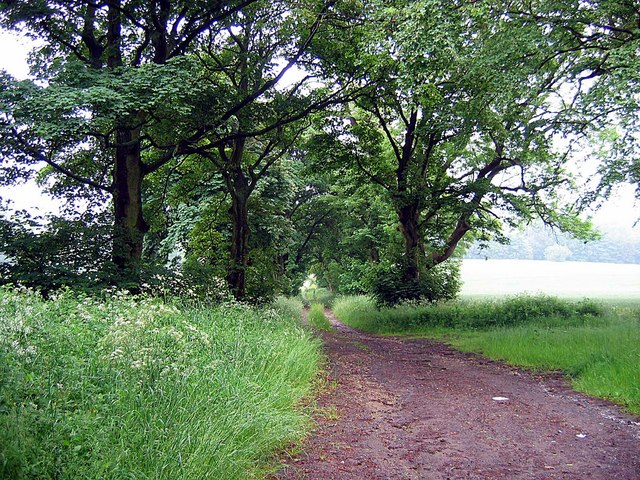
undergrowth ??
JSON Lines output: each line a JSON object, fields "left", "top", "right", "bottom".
{"left": 0, "top": 288, "right": 320, "bottom": 479}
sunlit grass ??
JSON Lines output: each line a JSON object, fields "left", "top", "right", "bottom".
{"left": 450, "top": 318, "right": 640, "bottom": 413}
{"left": 0, "top": 288, "right": 320, "bottom": 479}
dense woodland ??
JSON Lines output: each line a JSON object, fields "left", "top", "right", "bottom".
{"left": 1, "top": 0, "right": 639, "bottom": 304}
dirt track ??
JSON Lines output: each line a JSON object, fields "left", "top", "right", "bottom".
{"left": 275, "top": 310, "right": 640, "bottom": 479}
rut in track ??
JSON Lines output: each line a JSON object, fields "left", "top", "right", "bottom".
{"left": 275, "top": 310, "right": 640, "bottom": 480}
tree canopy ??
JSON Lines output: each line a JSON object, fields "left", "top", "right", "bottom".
{"left": 1, "top": 0, "right": 637, "bottom": 303}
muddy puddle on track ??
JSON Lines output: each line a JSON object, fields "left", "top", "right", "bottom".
{"left": 274, "top": 310, "right": 640, "bottom": 480}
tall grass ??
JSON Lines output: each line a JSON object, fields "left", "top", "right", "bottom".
{"left": 0, "top": 288, "right": 320, "bottom": 479}
{"left": 333, "top": 295, "right": 640, "bottom": 415}
{"left": 307, "top": 303, "right": 332, "bottom": 331}
{"left": 333, "top": 294, "right": 604, "bottom": 334}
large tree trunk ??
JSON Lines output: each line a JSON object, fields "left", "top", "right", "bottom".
{"left": 228, "top": 181, "right": 250, "bottom": 300}
{"left": 397, "top": 202, "right": 422, "bottom": 283}
{"left": 393, "top": 110, "right": 421, "bottom": 283}
{"left": 277, "top": 252, "right": 289, "bottom": 277}
{"left": 107, "top": 0, "right": 148, "bottom": 287}
{"left": 112, "top": 127, "right": 148, "bottom": 286}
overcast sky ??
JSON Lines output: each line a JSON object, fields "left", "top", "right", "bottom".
{"left": 0, "top": 30, "right": 63, "bottom": 215}
{"left": 0, "top": 29, "right": 637, "bottom": 230}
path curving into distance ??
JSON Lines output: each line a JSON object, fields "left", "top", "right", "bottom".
{"left": 274, "top": 310, "right": 640, "bottom": 479}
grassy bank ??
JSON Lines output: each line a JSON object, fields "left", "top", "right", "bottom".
{"left": 333, "top": 295, "right": 605, "bottom": 334}
{"left": 0, "top": 288, "right": 320, "bottom": 479}
{"left": 333, "top": 295, "right": 640, "bottom": 415}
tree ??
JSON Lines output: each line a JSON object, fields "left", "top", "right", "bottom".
{"left": 502, "top": 1, "right": 640, "bottom": 207}
{"left": 2, "top": 0, "right": 635, "bottom": 302}
{"left": 544, "top": 244, "right": 572, "bottom": 262}
{"left": 0, "top": 204, "right": 113, "bottom": 294}
{"left": 0, "top": 0, "right": 263, "bottom": 287}
{"left": 148, "top": 0, "right": 361, "bottom": 299}
{"left": 310, "top": 0, "right": 599, "bottom": 302}
{"left": 580, "top": 1, "right": 640, "bottom": 205}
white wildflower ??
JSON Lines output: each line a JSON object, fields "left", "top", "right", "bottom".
{"left": 167, "top": 328, "right": 183, "bottom": 341}
{"left": 130, "top": 359, "right": 145, "bottom": 369}
{"left": 109, "top": 348, "right": 124, "bottom": 360}
{"left": 113, "top": 316, "right": 130, "bottom": 328}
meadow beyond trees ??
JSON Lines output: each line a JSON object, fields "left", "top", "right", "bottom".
{"left": 1, "top": 0, "right": 639, "bottom": 302}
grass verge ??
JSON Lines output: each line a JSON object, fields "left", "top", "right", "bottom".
{"left": 0, "top": 288, "right": 320, "bottom": 479}
{"left": 333, "top": 295, "right": 640, "bottom": 415}
{"left": 307, "top": 303, "right": 333, "bottom": 331}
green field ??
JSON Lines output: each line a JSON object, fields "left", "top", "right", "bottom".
{"left": 461, "top": 259, "right": 640, "bottom": 299}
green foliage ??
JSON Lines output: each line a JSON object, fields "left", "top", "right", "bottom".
{"left": 139, "top": 258, "right": 232, "bottom": 305}
{"left": 329, "top": 259, "right": 371, "bottom": 296}
{"left": 0, "top": 208, "right": 114, "bottom": 294}
{"left": 367, "top": 260, "right": 461, "bottom": 308}
{"left": 300, "top": 287, "right": 335, "bottom": 308}
{"left": 244, "top": 248, "right": 289, "bottom": 304}
{"left": 307, "top": 303, "right": 332, "bottom": 331}
{"left": 0, "top": 205, "right": 233, "bottom": 302}
{"left": 299, "top": 274, "right": 335, "bottom": 308}
{"left": 0, "top": 287, "right": 320, "bottom": 479}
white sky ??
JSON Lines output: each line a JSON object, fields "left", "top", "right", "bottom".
{"left": 0, "top": 30, "right": 63, "bottom": 216}
{"left": 0, "top": 29, "right": 637, "bottom": 231}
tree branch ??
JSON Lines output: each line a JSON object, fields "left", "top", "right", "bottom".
{"left": 11, "top": 129, "right": 111, "bottom": 192}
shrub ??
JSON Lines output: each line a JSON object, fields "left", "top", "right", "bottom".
{"left": 140, "top": 258, "right": 232, "bottom": 304}
{"left": 367, "top": 260, "right": 460, "bottom": 308}
{"left": 0, "top": 209, "right": 113, "bottom": 295}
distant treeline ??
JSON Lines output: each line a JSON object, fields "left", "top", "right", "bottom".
{"left": 466, "top": 224, "right": 640, "bottom": 264}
